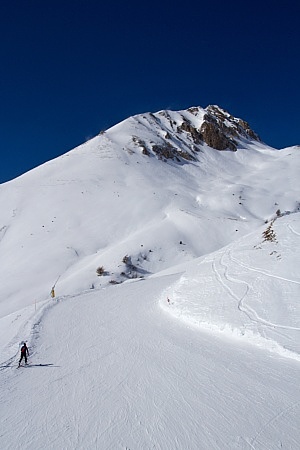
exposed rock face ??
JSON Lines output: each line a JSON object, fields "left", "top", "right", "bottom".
{"left": 237, "top": 119, "right": 260, "bottom": 140}
{"left": 200, "top": 105, "right": 261, "bottom": 151}
{"left": 177, "top": 121, "right": 203, "bottom": 144}
{"left": 200, "top": 121, "right": 236, "bottom": 151}
{"left": 130, "top": 104, "right": 261, "bottom": 163}
{"left": 178, "top": 105, "right": 260, "bottom": 152}
{"left": 151, "top": 143, "right": 196, "bottom": 162}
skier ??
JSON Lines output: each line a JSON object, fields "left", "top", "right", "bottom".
{"left": 18, "top": 342, "right": 29, "bottom": 367}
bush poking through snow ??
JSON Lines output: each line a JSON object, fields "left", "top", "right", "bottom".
{"left": 122, "top": 255, "right": 136, "bottom": 271}
{"left": 122, "top": 255, "right": 138, "bottom": 278}
{"left": 122, "top": 255, "right": 130, "bottom": 265}
{"left": 96, "top": 266, "right": 105, "bottom": 276}
{"left": 262, "top": 221, "right": 277, "bottom": 243}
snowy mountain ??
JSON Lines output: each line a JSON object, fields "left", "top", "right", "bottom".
{"left": 1, "top": 105, "right": 298, "bottom": 315}
{"left": 1, "top": 105, "right": 300, "bottom": 449}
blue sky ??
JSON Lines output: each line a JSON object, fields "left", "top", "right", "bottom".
{"left": 1, "top": 0, "right": 299, "bottom": 183}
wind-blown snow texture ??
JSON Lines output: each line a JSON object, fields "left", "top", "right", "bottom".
{"left": 0, "top": 105, "right": 300, "bottom": 449}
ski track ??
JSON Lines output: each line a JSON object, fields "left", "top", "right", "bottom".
{"left": 221, "top": 250, "right": 300, "bottom": 332}
{"left": 249, "top": 399, "right": 300, "bottom": 449}
{"left": 0, "top": 302, "right": 51, "bottom": 372}
{"left": 213, "top": 254, "right": 252, "bottom": 322}
{"left": 229, "top": 251, "right": 300, "bottom": 286}
{"left": 288, "top": 223, "right": 300, "bottom": 237}
{"left": 215, "top": 249, "right": 300, "bottom": 361}
{"left": 0, "top": 287, "right": 95, "bottom": 371}
{"left": 1, "top": 278, "right": 300, "bottom": 448}
{"left": 0, "top": 218, "right": 300, "bottom": 450}
{"left": 164, "top": 244, "right": 300, "bottom": 362}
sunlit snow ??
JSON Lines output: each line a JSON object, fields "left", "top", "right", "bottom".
{"left": 0, "top": 106, "right": 299, "bottom": 449}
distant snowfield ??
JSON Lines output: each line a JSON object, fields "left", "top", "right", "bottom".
{"left": 0, "top": 107, "right": 300, "bottom": 448}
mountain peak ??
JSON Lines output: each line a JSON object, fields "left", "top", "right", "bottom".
{"left": 203, "top": 105, "right": 261, "bottom": 149}
{"left": 114, "top": 104, "right": 261, "bottom": 162}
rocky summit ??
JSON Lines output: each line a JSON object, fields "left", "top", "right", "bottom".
{"left": 106, "top": 105, "right": 262, "bottom": 165}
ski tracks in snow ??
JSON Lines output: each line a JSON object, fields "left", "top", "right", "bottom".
{"left": 0, "top": 299, "right": 54, "bottom": 372}
{"left": 287, "top": 222, "right": 300, "bottom": 237}
{"left": 249, "top": 398, "right": 300, "bottom": 450}
{"left": 2, "top": 278, "right": 300, "bottom": 448}
{"left": 213, "top": 248, "right": 300, "bottom": 361}
{"left": 0, "top": 289, "right": 93, "bottom": 372}
{"left": 219, "top": 250, "right": 300, "bottom": 330}
{"left": 212, "top": 255, "right": 252, "bottom": 322}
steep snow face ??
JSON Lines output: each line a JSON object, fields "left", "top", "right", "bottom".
{"left": 0, "top": 105, "right": 299, "bottom": 318}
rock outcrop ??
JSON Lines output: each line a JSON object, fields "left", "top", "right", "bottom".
{"left": 129, "top": 104, "right": 261, "bottom": 162}
{"left": 202, "top": 105, "right": 260, "bottom": 151}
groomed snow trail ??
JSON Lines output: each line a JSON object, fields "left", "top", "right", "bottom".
{"left": 1, "top": 276, "right": 300, "bottom": 449}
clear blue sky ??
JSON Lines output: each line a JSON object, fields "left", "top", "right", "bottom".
{"left": 1, "top": 0, "right": 299, "bottom": 182}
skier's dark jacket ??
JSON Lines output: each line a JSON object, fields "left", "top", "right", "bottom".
{"left": 21, "top": 344, "right": 29, "bottom": 355}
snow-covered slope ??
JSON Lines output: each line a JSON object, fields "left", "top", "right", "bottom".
{"left": 0, "top": 106, "right": 298, "bottom": 317}
{"left": 161, "top": 213, "right": 300, "bottom": 360}
{"left": 1, "top": 105, "right": 300, "bottom": 449}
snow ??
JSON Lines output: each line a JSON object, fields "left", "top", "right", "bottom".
{"left": 160, "top": 214, "right": 300, "bottom": 360}
{"left": 0, "top": 106, "right": 300, "bottom": 449}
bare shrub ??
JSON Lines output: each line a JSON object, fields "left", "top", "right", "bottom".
{"left": 96, "top": 266, "right": 105, "bottom": 276}
{"left": 122, "top": 255, "right": 130, "bottom": 265}
{"left": 262, "top": 221, "right": 277, "bottom": 243}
